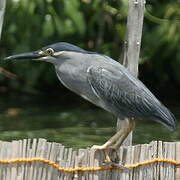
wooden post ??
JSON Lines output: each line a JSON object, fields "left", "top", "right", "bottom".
{"left": 0, "top": 0, "right": 6, "bottom": 38}
{"left": 117, "top": 0, "right": 145, "bottom": 146}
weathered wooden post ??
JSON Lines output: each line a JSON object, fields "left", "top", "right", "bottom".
{"left": 117, "top": 0, "right": 145, "bottom": 146}
{"left": 0, "top": 0, "right": 6, "bottom": 38}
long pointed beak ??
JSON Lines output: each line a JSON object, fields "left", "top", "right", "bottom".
{"left": 4, "top": 51, "right": 45, "bottom": 61}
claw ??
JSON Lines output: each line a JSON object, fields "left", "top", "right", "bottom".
{"left": 91, "top": 144, "right": 112, "bottom": 163}
{"left": 102, "top": 149, "right": 112, "bottom": 163}
{"left": 91, "top": 144, "right": 120, "bottom": 164}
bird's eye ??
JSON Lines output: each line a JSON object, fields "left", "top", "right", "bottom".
{"left": 45, "top": 48, "right": 54, "bottom": 55}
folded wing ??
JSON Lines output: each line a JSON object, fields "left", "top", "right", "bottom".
{"left": 87, "top": 66, "right": 176, "bottom": 130}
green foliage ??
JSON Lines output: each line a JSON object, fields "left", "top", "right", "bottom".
{"left": 142, "top": 1, "right": 180, "bottom": 84}
{"left": 0, "top": 0, "right": 179, "bottom": 94}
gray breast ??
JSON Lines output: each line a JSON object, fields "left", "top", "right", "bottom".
{"left": 55, "top": 61, "right": 105, "bottom": 109}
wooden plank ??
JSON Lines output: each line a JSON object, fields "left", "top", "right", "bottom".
{"left": 22, "top": 139, "right": 27, "bottom": 180}
{"left": 17, "top": 139, "right": 23, "bottom": 180}
{"left": 117, "top": 0, "right": 145, "bottom": 146}
{"left": 76, "top": 148, "right": 87, "bottom": 180}
{"left": 47, "top": 142, "right": 59, "bottom": 180}
{"left": 164, "top": 142, "right": 175, "bottom": 180}
{"left": 133, "top": 144, "right": 141, "bottom": 180}
{"left": 28, "top": 139, "right": 37, "bottom": 180}
{"left": 11, "top": 140, "right": 19, "bottom": 180}
{"left": 151, "top": 141, "right": 157, "bottom": 179}
{"left": 25, "top": 139, "right": 31, "bottom": 180}
{"left": 0, "top": 141, "right": 3, "bottom": 179}
{"left": 138, "top": 143, "right": 147, "bottom": 179}
{"left": 6, "top": 142, "right": 11, "bottom": 180}
{"left": 158, "top": 141, "right": 163, "bottom": 180}
{"left": 176, "top": 142, "right": 180, "bottom": 180}
{"left": 0, "top": 142, "right": 6, "bottom": 180}
{"left": 122, "top": 0, "right": 145, "bottom": 75}
{"left": 57, "top": 144, "right": 65, "bottom": 179}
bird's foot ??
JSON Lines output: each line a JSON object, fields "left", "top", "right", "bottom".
{"left": 91, "top": 145, "right": 119, "bottom": 163}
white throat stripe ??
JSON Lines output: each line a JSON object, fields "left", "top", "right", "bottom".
{"left": 54, "top": 51, "right": 66, "bottom": 56}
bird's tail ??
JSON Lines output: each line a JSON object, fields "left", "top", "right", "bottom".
{"left": 154, "top": 104, "right": 176, "bottom": 130}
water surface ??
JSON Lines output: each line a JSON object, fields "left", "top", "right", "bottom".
{"left": 0, "top": 96, "right": 179, "bottom": 148}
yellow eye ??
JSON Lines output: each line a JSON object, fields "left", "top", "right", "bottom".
{"left": 45, "top": 48, "right": 54, "bottom": 55}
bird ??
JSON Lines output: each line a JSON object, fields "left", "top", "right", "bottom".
{"left": 5, "top": 42, "right": 176, "bottom": 162}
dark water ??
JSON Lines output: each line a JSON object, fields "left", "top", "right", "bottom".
{"left": 0, "top": 96, "right": 179, "bottom": 148}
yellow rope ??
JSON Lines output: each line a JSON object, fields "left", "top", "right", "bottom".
{"left": 0, "top": 158, "right": 179, "bottom": 173}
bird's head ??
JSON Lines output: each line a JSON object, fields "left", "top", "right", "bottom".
{"left": 5, "top": 42, "right": 87, "bottom": 64}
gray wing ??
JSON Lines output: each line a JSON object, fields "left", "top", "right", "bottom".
{"left": 88, "top": 67, "right": 163, "bottom": 118}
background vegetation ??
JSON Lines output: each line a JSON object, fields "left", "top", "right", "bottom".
{"left": 0, "top": 0, "right": 179, "bottom": 104}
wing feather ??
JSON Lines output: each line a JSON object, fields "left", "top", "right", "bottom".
{"left": 87, "top": 66, "right": 160, "bottom": 118}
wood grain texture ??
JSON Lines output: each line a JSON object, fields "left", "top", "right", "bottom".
{"left": 0, "top": 139, "right": 179, "bottom": 180}
{"left": 117, "top": 0, "right": 145, "bottom": 146}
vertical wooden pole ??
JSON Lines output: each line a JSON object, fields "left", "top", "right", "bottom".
{"left": 0, "top": 0, "right": 6, "bottom": 38}
{"left": 117, "top": 0, "right": 145, "bottom": 146}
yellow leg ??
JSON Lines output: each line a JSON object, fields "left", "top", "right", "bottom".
{"left": 111, "top": 119, "right": 135, "bottom": 150}
{"left": 91, "top": 118, "right": 135, "bottom": 163}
